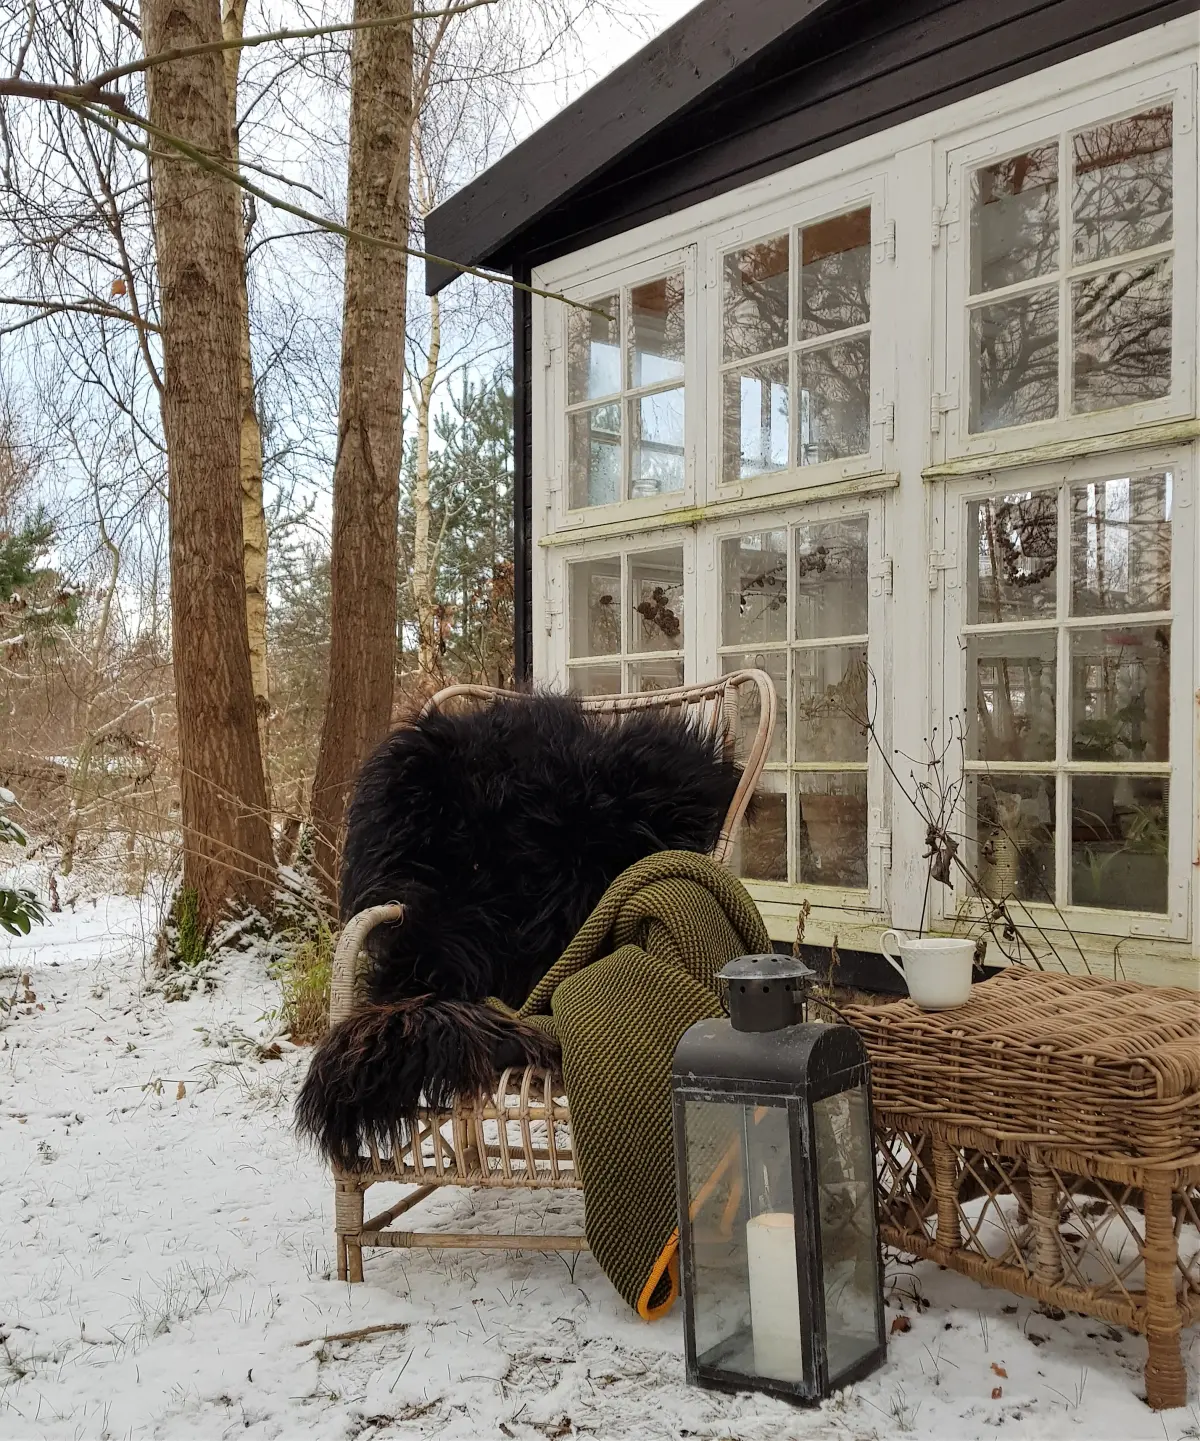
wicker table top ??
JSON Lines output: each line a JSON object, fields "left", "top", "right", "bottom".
{"left": 844, "top": 968, "right": 1200, "bottom": 1166}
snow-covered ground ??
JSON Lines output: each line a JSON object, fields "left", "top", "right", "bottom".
{"left": 3, "top": 889, "right": 1198, "bottom": 1440}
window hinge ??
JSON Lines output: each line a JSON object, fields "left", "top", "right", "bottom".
{"left": 541, "top": 334, "right": 557, "bottom": 370}
{"left": 870, "top": 811, "right": 892, "bottom": 870}
{"left": 543, "top": 574, "right": 562, "bottom": 636}
{"left": 872, "top": 401, "right": 895, "bottom": 442}
{"left": 870, "top": 557, "right": 893, "bottom": 597}
{"left": 930, "top": 392, "right": 958, "bottom": 433}
{"left": 874, "top": 220, "right": 896, "bottom": 263}
{"left": 927, "top": 550, "right": 957, "bottom": 589}
{"left": 931, "top": 204, "right": 958, "bottom": 247}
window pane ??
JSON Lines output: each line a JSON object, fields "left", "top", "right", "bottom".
{"left": 629, "top": 274, "right": 685, "bottom": 388}
{"left": 968, "top": 493, "right": 1059, "bottom": 623}
{"left": 733, "top": 771, "right": 787, "bottom": 882}
{"left": 796, "top": 772, "right": 867, "bottom": 888}
{"left": 798, "top": 337, "right": 870, "bottom": 465}
{"left": 1073, "top": 107, "right": 1173, "bottom": 265}
{"left": 795, "top": 517, "right": 868, "bottom": 640}
{"left": 722, "top": 650, "right": 787, "bottom": 765}
{"left": 630, "top": 548, "right": 684, "bottom": 653}
{"left": 722, "top": 532, "right": 788, "bottom": 647}
{"left": 968, "top": 631, "right": 1057, "bottom": 763}
{"left": 969, "top": 288, "right": 1058, "bottom": 432}
{"left": 568, "top": 403, "right": 621, "bottom": 508}
{"left": 793, "top": 646, "right": 867, "bottom": 762}
{"left": 970, "top": 146, "right": 1059, "bottom": 294}
{"left": 799, "top": 208, "right": 871, "bottom": 340}
{"left": 722, "top": 235, "right": 789, "bottom": 362}
{"left": 1071, "top": 473, "right": 1172, "bottom": 616}
{"left": 813, "top": 1086, "right": 880, "bottom": 1383}
{"left": 630, "top": 388, "right": 684, "bottom": 497}
{"left": 1071, "top": 775, "right": 1168, "bottom": 913}
{"left": 1070, "top": 624, "right": 1170, "bottom": 762}
{"left": 567, "top": 294, "right": 620, "bottom": 401}
{"left": 628, "top": 657, "right": 684, "bottom": 692}
{"left": 971, "top": 773, "right": 1056, "bottom": 905}
{"left": 1071, "top": 259, "right": 1172, "bottom": 414}
{"left": 568, "top": 664, "right": 621, "bottom": 697}
{"left": 568, "top": 558, "right": 621, "bottom": 657}
{"left": 721, "top": 360, "right": 789, "bottom": 482}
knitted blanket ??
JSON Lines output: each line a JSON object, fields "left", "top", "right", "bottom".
{"left": 494, "top": 850, "right": 769, "bottom": 1317}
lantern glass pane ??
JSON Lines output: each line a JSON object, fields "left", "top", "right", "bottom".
{"left": 682, "top": 1099, "right": 808, "bottom": 1387}
{"left": 813, "top": 1084, "right": 880, "bottom": 1382}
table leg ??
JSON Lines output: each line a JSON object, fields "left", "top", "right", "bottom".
{"left": 1142, "top": 1169, "right": 1185, "bottom": 1410}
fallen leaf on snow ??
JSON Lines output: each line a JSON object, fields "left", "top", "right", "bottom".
{"left": 991, "top": 1386, "right": 1003, "bottom": 1400}
{"left": 991, "top": 1363, "right": 1007, "bottom": 1377}
{"left": 890, "top": 1315, "right": 912, "bottom": 1334}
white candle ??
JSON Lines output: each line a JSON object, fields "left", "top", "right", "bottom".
{"left": 746, "top": 1211, "right": 804, "bottom": 1382}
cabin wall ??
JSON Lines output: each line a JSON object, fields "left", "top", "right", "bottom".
{"left": 526, "top": 18, "right": 1200, "bottom": 987}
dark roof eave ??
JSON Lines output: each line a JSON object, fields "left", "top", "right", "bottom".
{"left": 423, "top": 0, "right": 838, "bottom": 295}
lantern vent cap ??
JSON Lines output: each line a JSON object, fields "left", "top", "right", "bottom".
{"left": 719, "top": 954, "right": 816, "bottom": 984}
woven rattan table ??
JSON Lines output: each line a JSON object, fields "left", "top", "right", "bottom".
{"left": 844, "top": 968, "right": 1200, "bottom": 1409}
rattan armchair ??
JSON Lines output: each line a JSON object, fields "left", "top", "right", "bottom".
{"left": 328, "top": 669, "right": 777, "bottom": 1282}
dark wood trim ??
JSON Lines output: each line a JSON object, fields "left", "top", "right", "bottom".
{"left": 520, "top": 0, "right": 1194, "bottom": 267}
{"left": 424, "top": 0, "right": 840, "bottom": 294}
{"left": 425, "top": 0, "right": 1195, "bottom": 290}
{"left": 512, "top": 267, "right": 533, "bottom": 683}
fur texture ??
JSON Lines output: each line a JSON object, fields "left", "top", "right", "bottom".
{"left": 295, "top": 693, "right": 740, "bottom": 1167}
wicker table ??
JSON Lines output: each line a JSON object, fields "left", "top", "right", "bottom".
{"left": 844, "top": 969, "right": 1200, "bottom": 1410}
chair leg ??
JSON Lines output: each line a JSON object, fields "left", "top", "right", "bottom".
{"left": 335, "top": 1177, "right": 366, "bottom": 1284}
{"left": 1142, "top": 1170, "right": 1186, "bottom": 1411}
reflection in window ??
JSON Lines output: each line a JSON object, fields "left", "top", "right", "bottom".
{"left": 1070, "top": 473, "right": 1171, "bottom": 615}
{"left": 721, "top": 210, "right": 872, "bottom": 481}
{"left": 970, "top": 146, "right": 1059, "bottom": 293}
{"left": 962, "top": 470, "right": 1175, "bottom": 916}
{"left": 1072, "top": 107, "right": 1172, "bottom": 263}
{"left": 966, "top": 106, "right": 1175, "bottom": 433}
{"left": 1072, "top": 259, "right": 1172, "bottom": 413}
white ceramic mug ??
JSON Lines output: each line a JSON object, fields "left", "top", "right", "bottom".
{"left": 879, "top": 931, "right": 975, "bottom": 1010}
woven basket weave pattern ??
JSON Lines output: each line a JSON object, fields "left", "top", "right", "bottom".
{"left": 846, "top": 968, "right": 1200, "bottom": 1165}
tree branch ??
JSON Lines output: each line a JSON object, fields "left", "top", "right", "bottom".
{"left": 0, "top": 294, "right": 161, "bottom": 334}
{"left": 71, "top": 97, "right": 602, "bottom": 313}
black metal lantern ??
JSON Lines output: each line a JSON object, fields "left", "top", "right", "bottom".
{"left": 670, "top": 954, "right": 886, "bottom": 1402}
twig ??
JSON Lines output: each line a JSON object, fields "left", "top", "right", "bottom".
{"left": 296, "top": 1321, "right": 409, "bottom": 1347}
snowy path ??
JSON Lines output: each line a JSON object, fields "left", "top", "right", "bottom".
{"left": 2, "top": 902, "right": 1197, "bottom": 1440}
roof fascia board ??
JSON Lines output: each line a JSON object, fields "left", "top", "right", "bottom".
{"left": 424, "top": 0, "right": 840, "bottom": 294}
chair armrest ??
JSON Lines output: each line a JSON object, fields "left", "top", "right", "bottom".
{"left": 329, "top": 903, "right": 406, "bottom": 1027}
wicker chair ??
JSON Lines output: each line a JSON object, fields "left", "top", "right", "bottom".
{"left": 329, "top": 669, "right": 777, "bottom": 1282}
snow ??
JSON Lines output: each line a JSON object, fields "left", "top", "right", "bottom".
{"left": 2, "top": 892, "right": 1198, "bottom": 1440}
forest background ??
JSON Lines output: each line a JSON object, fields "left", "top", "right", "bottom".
{"left": 0, "top": 0, "right": 684, "bottom": 963}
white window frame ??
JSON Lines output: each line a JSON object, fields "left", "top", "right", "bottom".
{"left": 546, "top": 245, "right": 699, "bottom": 534}
{"left": 931, "top": 445, "right": 1196, "bottom": 942}
{"left": 694, "top": 492, "right": 893, "bottom": 916}
{"left": 544, "top": 529, "right": 699, "bottom": 693}
{"left": 703, "top": 171, "right": 896, "bottom": 507}
{"left": 933, "top": 66, "right": 1198, "bottom": 466}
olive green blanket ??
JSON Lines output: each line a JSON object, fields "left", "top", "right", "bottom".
{"left": 494, "top": 850, "right": 769, "bottom": 1317}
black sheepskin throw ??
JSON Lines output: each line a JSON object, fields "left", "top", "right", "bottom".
{"left": 295, "top": 692, "right": 740, "bottom": 1167}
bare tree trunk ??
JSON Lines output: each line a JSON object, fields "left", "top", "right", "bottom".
{"left": 142, "top": 0, "right": 275, "bottom": 928}
{"left": 222, "top": 0, "right": 271, "bottom": 772}
{"left": 310, "top": 0, "right": 413, "bottom": 897}
{"left": 411, "top": 290, "right": 441, "bottom": 683}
